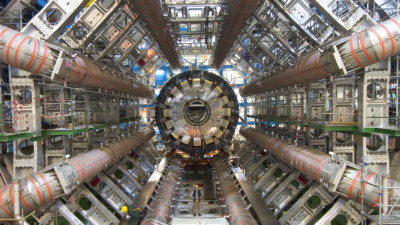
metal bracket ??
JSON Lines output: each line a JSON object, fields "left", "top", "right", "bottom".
{"left": 51, "top": 50, "right": 65, "bottom": 80}
{"left": 330, "top": 45, "right": 347, "bottom": 76}
{"left": 329, "top": 160, "right": 348, "bottom": 193}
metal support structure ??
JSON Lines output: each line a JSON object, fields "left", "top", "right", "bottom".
{"left": 130, "top": 0, "right": 181, "bottom": 69}
{"left": 240, "top": 126, "right": 400, "bottom": 209}
{"left": 0, "top": 127, "right": 155, "bottom": 219}
{"left": 240, "top": 15, "right": 400, "bottom": 96}
{"left": 0, "top": 25, "right": 153, "bottom": 98}
{"left": 141, "top": 157, "right": 183, "bottom": 225}
{"left": 212, "top": 0, "right": 260, "bottom": 68}
{"left": 212, "top": 156, "right": 258, "bottom": 225}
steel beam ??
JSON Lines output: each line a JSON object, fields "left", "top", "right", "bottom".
{"left": 240, "top": 15, "right": 400, "bottom": 96}
{"left": 0, "top": 25, "right": 153, "bottom": 97}
{"left": 130, "top": 0, "right": 181, "bottom": 69}
{"left": 211, "top": 0, "right": 260, "bottom": 68}
{"left": 0, "top": 127, "right": 155, "bottom": 219}
{"left": 240, "top": 127, "right": 400, "bottom": 209}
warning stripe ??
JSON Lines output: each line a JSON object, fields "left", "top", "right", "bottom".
{"left": 28, "top": 176, "right": 44, "bottom": 205}
{"left": 316, "top": 159, "right": 328, "bottom": 180}
{"left": 19, "top": 181, "right": 34, "bottom": 210}
{"left": 358, "top": 172, "right": 374, "bottom": 203}
{"left": 0, "top": 187, "right": 12, "bottom": 217}
{"left": 377, "top": 24, "right": 395, "bottom": 57}
{"left": 0, "top": 28, "right": 10, "bottom": 39}
{"left": 70, "top": 161, "right": 81, "bottom": 182}
{"left": 316, "top": 52, "right": 329, "bottom": 75}
{"left": 14, "top": 36, "right": 30, "bottom": 68}
{"left": 6, "top": 32, "right": 22, "bottom": 65}
{"left": 389, "top": 18, "right": 400, "bottom": 31}
{"left": 37, "top": 172, "right": 53, "bottom": 201}
{"left": 359, "top": 31, "right": 375, "bottom": 64}
{"left": 348, "top": 170, "right": 362, "bottom": 199}
{"left": 8, "top": 185, "right": 13, "bottom": 206}
{"left": 24, "top": 39, "right": 38, "bottom": 70}
{"left": 33, "top": 42, "right": 47, "bottom": 74}
{"left": 369, "top": 196, "right": 380, "bottom": 207}
{"left": 350, "top": 35, "right": 365, "bottom": 68}
{"left": 68, "top": 57, "right": 80, "bottom": 82}
{"left": 368, "top": 28, "right": 385, "bottom": 60}
{"left": 309, "top": 53, "right": 324, "bottom": 79}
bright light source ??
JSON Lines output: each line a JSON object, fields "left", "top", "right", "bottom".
{"left": 155, "top": 70, "right": 165, "bottom": 75}
{"left": 147, "top": 49, "right": 155, "bottom": 57}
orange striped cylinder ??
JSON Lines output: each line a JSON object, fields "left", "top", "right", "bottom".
{"left": 213, "top": 156, "right": 259, "bottom": 225}
{"left": 0, "top": 25, "right": 153, "bottom": 98}
{"left": 212, "top": 0, "right": 260, "bottom": 68}
{"left": 57, "top": 55, "right": 154, "bottom": 97}
{"left": 240, "top": 126, "right": 400, "bottom": 210}
{"left": 339, "top": 16, "right": 400, "bottom": 71}
{"left": 240, "top": 15, "right": 400, "bottom": 97}
{"left": 0, "top": 127, "right": 155, "bottom": 218}
{"left": 0, "top": 25, "right": 55, "bottom": 75}
{"left": 61, "top": 56, "right": 153, "bottom": 97}
{"left": 141, "top": 158, "right": 182, "bottom": 225}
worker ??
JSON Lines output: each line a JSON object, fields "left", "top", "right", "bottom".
{"left": 190, "top": 184, "right": 203, "bottom": 216}
{"left": 120, "top": 206, "right": 130, "bottom": 225}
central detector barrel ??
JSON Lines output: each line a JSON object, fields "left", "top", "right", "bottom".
{"left": 155, "top": 70, "right": 239, "bottom": 155}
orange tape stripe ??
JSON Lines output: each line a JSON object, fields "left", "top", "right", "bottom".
{"left": 68, "top": 58, "right": 80, "bottom": 82}
{"left": 348, "top": 170, "right": 362, "bottom": 199}
{"left": 6, "top": 33, "right": 22, "bottom": 65}
{"left": 28, "top": 176, "right": 44, "bottom": 205}
{"left": 312, "top": 53, "right": 326, "bottom": 79}
{"left": 368, "top": 28, "right": 385, "bottom": 60}
{"left": 37, "top": 172, "right": 53, "bottom": 201}
{"left": 0, "top": 28, "right": 10, "bottom": 39}
{"left": 79, "top": 160, "right": 87, "bottom": 181}
{"left": 14, "top": 36, "right": 30, "bottom": 68}
{"left": 70, "top": 161, "right": 83, "bottom": 182}
{"left": 20, "top": 182, "right": 34, "bottom": 210}
{"left": 369, "top": 196, "right": 380, "bottom": 207}
{"left": 316, "top": 159, "right": 328, "bottom": 180}
{"left": 74, "top": 160, "right": 85, "bottom": 182}
{"left": 350, "top": 35, "right": 365, "bottom": 67}
{"left": 0, "top": 187, "right": 12, "bottom": 217}
{"left": 8, "top": 186, "right": 13, "bottom": 206}
{"left": 24, "top": 39, "right": 38, "bottom": 70}
{"left": 378, "top": 24, "right": 395, "bottom": 57}
{"left": 316, "top": 52, "right": 329, "bottom": 75}
{"left": 359, "top": 31, "right": 375, "bottom": 64}
{"left": 389, "top": 18, "right": 400, "bottom": 29}
{"left": 358, "top": 173, "right": 374, "bottom": 203}
{"left": 33, "top": 42, "right": 47, "bottom": 74}
{"left": 77, "top": 58, "right": 85, "bottom": 83}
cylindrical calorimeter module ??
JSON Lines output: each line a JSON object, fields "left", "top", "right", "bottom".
{"left": 0, "top": 25, "right": 56, "bottom": 75}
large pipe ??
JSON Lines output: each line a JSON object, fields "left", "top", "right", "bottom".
{"left": 141, "top": 157, "right": 182, "bottom": 225}
{"left": 212, "top": 0, "right": 260, "bottom": 68}
{"left": 240, "top": 15, "right": 400, "bottom": 97}
{"left": 213, "top": 156, "right": 258, "bottom": 225}
{"left": 0, "top": 127, "right": 155, "bottom": 219}
{"left": 130, "top": 0, "right": 181, "bottom": 69}
{"left": 240, "top": 127, "right": 400, "bottom": 209}
{"left": 0, "top": 25, "right": 153, "bottom": 98}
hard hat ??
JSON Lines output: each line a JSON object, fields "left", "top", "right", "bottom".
{"left": 195, "top": 185, "right": 199, "bottom": 188}
{"left": 121, "top": 206, "right": 128, "bottom": 214}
